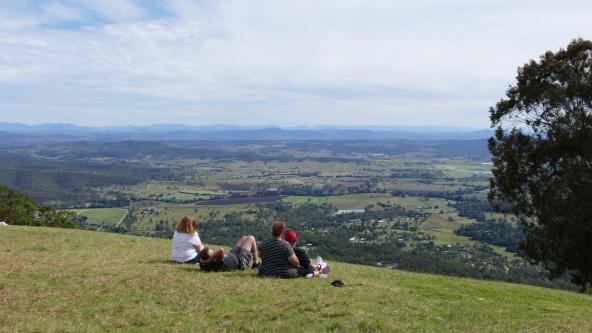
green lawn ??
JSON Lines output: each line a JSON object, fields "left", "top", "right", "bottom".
{"left": 420, "top": 213, "right": 515, "bottom": 258}
{"left": 107, "top": 182, "right": 222, "bottom": 201}
{"left": 283, "top": 194, "right": 451, "bottom": 211}
{"left": 423, "top": 230, "right": 514, "bottom": 259}
{"left": 71, "top": 208, "right": 128, "bottom": 226}
{"left": 133, "top": 203, "right": 255, "bottom": 230}
{"left": 420, "top": 213, "right": 474, "bottom": 233}
{"left": 1, "top": 226, "right": 591, "bottom": 332}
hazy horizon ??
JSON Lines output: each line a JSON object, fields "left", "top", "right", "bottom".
{"left": 1, "top": 1, "right": 591, "bottom": 127}
{"left": 0, "top": 121, "right": 489, "bottom": 132}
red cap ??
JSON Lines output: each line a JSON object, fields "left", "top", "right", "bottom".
{"left": 284, "top": 230, "right": 298, "bottom": 245}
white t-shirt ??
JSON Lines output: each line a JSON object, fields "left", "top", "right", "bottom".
{"left": 171, "top": 231, "right": 202, "bottom": 262}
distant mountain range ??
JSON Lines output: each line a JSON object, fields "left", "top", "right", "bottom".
{"left": 0, "top": 122, "right": 494, "bottom": 143}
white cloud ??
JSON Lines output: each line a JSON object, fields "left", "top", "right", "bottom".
{"left": 40, "top": 2, "right": 84, "bottom": 22}
{"left": 0, "top": 0, "right": 591, "bottom": 126}
{"left": 82, "top": 0, "right": 145, "bottom": 22}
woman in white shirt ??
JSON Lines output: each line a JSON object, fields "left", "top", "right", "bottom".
{"left": 171, "top": 215, "right": 204, "bottom": 264}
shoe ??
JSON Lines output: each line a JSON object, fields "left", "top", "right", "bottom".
{"left": 331, "top": 280, "right": 344, "bottom": 287}
{"left": 251, "top": 260, "right": 261, "bottom": 270}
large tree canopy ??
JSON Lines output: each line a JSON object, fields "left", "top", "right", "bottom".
{"left": 488, "top": 39, "right": 592, "bottom": 291}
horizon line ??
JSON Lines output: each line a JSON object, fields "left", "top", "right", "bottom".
{"left": 0, "top": 121, "right": 490, "bottom": 132}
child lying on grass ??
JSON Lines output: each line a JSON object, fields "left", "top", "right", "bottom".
{"left": 198, "top": 235, "right": 261, "bottom": 272}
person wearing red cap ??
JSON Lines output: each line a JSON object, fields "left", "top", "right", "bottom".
{"left": 258, "top": 222, "right": 300, "bottom": 278}
{"left": 284, "top": 230, "right": 319, "bottom": 277}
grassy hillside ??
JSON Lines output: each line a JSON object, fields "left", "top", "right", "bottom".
{"left": 1, "top": 227, "right": 591, "bottom": 332}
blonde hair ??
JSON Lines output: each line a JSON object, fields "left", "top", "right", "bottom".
{"left": 176, "top": 215, "right": 198, "bottom": 234}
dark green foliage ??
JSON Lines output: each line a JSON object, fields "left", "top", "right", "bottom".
{"left": 455, "top": 199, "right": 493, "bottom": 221}
{"left": 34, "top": 140, "right": 260, "bottom": 161}
{"left": 194, "top": 202, "right": 571, "bottom": 290}
{"left": 0, "top": 184, "right": 37, "bottom": 225}
{"left": 488, "top": 39, "right": 592, "bottom": 291}
{"left": 37, "top": 207, "right": 78, "bottom": 228}
{"left": 0, "top": 151, "right": 171, "bottom": 206}
{"left": 0, "top": 184, "right": 77, "bottom": 228}
{"left": 456, "top": 220, "right": 521, "bottom": 252}
{"left": 455, "top": 199, "right": 512, "bottom": 222}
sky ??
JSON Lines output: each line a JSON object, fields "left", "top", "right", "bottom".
{"left": 0, "top": 1, "right": 591, "bottom": 128}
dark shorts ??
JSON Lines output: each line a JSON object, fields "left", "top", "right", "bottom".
{"left": 223, "top": 246, "right": 253, "bottom": 271}
{"left": 176, "top": 256, "right": 199, "bottom": 264}
{"left": 297, "top": 266, "right": 315, "bottom": 277}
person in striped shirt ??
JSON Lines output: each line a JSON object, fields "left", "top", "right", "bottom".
{"left": 258, "top": 221, "right": 300, "bottom": 278}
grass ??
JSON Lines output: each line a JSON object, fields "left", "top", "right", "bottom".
{"left": 420, "top": 213, "right": 474, "bottom": 233}
{"left": 1, "top": 226, "right": 591, "bottom": 332}
{"left": 420, "top": 214, "right": 514, "bottom": 258}
{"left": 133, "top": 203, "right": 255, "bottom": 230}
{"left": 282, "top": 193, "right": 396, "bottom": 209}
{"left": 71, "top": 208, "right": 128, "bottom": 226}
{"left": 422, "top": 230, "right": 512, "bottom": 258}
{"left": 283, "top": 194, "right": 452, "bottom": 211}
{"left": 107, "top": 182, "right": 222, "bottom": 202}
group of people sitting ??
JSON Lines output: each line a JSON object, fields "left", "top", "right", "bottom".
{"left": 170, "top": 215, "right": 322, "bottom": 278}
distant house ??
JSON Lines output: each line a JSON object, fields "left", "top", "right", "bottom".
{"left": 334, "top": 209, "right": 365, "bottom": 215}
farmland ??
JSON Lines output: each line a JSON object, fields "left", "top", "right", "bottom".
{"left": 71, "top": 208, "right": 128, "bottom": 227}
{"left": 1, "top": 139, "right": 564, "bottom": 289}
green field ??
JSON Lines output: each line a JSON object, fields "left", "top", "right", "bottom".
{"left": 423, "top": 230, "right": 513, "bottom": 258}
{"left": 1, "top": 226, "right": 591, "bottom": 332}
{"left": 420, "top": 213, "right": 474, "bottom": 233}
{"left": 103, "top": 182, "right": 224, "bottom": 202}
{"left": 132, "top": 203, "right": 256, "bottom": 230}
{"left": 283, "top": 194, "right": 451, "bottom": 211}
{"left": 434, "top": 163, "right": 492, "bottom": 179}
{"left": 72, "top": 208, "right": 128, "bottom": 226}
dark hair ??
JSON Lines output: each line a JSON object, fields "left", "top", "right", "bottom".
{"left": 272, "top": 221, "right": 286, "bottom": 238}
{"left": 199, "top": 247, "right": 210, "bottom": 260}
{"left": 198, "top": 247, "right": 210, "bottom": 270}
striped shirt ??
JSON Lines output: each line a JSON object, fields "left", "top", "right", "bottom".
{"left": 258, "top": 239, "right": 298, "bottom": 278}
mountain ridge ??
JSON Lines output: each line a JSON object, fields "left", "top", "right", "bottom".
{"left": 0, "top": 122, "right": 494, "bottom": 141}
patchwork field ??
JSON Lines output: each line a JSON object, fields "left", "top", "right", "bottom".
{"left": 6, "top": 139, "right": 548, "bottom": 289}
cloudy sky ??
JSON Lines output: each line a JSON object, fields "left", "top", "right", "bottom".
{"left": 0, "top": 0, "right": 590, "bottom": 128}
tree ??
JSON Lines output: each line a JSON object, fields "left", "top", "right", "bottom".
{"left": 0, "top": 184, "right": 37, "bottom": 225}
{"left": 488, "top": 39, "right": 592, "bottom": 291}
{"left": 38, "top": 206, "right": 78, "bottom": 228}
{"left": 0, "top": 184, "right": 77, "bottom": 228}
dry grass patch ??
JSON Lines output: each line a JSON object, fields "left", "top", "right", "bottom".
{"left": 1, "top": 226, "right": 591, "bottom": 332}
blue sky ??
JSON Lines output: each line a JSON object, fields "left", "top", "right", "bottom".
{"left": 0, "top": 0, "right": 591, "bottom": 127}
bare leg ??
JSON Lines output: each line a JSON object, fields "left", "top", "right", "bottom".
{"left": 236, "top": 235, "right": 259, "bottom": 264}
